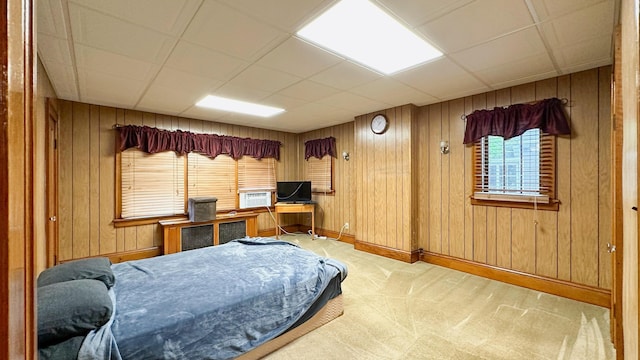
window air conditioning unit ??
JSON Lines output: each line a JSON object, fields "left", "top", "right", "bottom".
{"left": 239, "top": 191, "right": 271, "bottom": 209}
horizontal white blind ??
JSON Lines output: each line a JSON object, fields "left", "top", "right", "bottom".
{"left": 238, "top": 157, "right": 276, "bottom": 192}
{"left": 474, "top": 128, "right": 555, "bottom": 201}
{"left": 187, "top": 152, "right": 237, "bottom": 211}
{"left": 306, "top": 155, "right": 332, "bottom": 192}
{"left": 121, "top": 149, "right": 185, "bottom": 218}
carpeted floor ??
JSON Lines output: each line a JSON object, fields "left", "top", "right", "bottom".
{"left": 263, "top": 233, "right": 616, "bottom": 360}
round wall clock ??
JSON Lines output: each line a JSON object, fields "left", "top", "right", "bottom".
{"left": 371, "top": 114, "right": 388, "bottom": 134}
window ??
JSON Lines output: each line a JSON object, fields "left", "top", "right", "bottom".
{"left": 472, "top": 129, "right": 557, "bottom": 210}
{"left": 120, "top": 149, "right": 185, "bottom": 218}
{"left": 118, "top": 150, "right": 278, "bottom": 220}
{"left": 238, "top": 157, "right": 276, "bottom": 193}
{"left": 306, "top": 155, "right": 333, "bottom": 193}
{"left": 188, "top": 153, "right": 236, "bottom": 211}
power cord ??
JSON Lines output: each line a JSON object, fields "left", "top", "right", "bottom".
{"left": 265, "top": 205, "right": 295, "bottom": 236}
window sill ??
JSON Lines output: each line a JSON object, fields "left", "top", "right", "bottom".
{"left": 113, "top": 208, "right": 275, "bottom": 228}
{"left": 470, "top": 197, "right": 559, "bottom": 211}
{"left": 113, "top": 215, "right": 188, "bottom": 228}
{"left": 471, "top": 193, "right": 559, "bottom": 211}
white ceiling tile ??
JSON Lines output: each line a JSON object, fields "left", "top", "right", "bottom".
{"left": 75, "top": 45, "right": 159, "bottom": 82}
{"left": 393, "top": 58, "right": 488, "bottom": 100}
{"left": 419, "top": 0, "right": 535, "bottom": 53}
{"left": 490, "top": 70, "right": 559, "bottom": 90}
{"left": 182, "top": 1, "right": 288, "bottom": 61}
{"left": 529, "top": 0, "right": 611, "bottom": 22}
{"left": 378, "top": 0, "right": 474, "bottom": 28}
{"left": 451, "top": 28, "right": 547, "bottom": 71}
{"left": 41, "top": 63, "right": 79, "bottom": 100}
{"left": 310, "top": 61, "right": 382, "bottom": 90}
{"left": 350, "top": 77, "right": 437, "bottom": 107}
{"left": 278, "top": 80, "right": 341, "bottom": 102}
{"left": 261, "top": 94, "right": 307, "bottom": 111}
{"left": 179, "top": 105, "right": 230, "bottom": 122}
{"left": 77, "top": 70, "right": 146, "bottom": 108}
{"left": 552, "top": 35, "right": 613, "bottom": 73}
{"left": 69, "top": 3, "right": 176, "bottom": 63}
{"left": 226, "top": 65, "right": 302, "bottom": 94}
{"left": 37, "top": 34, "right": 74, "bottom": 65}
{"left": 37, "top": 0, "right": 617, "bottom": 133}
{"left": 37, "top": 0, "right": 68, "bottom": 38}
{"left": 540, "top": 1, "right": 615, "bottom": 49}
{"left": 165, "top": 41, "right": 249, "bottom": 81}
{"left": 69, "top": 0, "right": 201, "bottom": 35}
{"left": 257, "top": 37, "right": 343, "bottom": 78}
{"left": 317, "top": 92, "right": 392, "bottom": 114}
{"left": 213, "top": 83, "right": 271, "bottom": 103}
{"left": 149, "top": 67, "right": 221, "bottom": 96}
{"left": 475, "top": 53, "right": 556, "bottom": 87}
{"left": 218, "top": 0, "right": 331, "bottom": 32}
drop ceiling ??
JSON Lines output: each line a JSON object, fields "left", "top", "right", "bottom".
{"left": 37, "top": 0, "right": 618, "bottom": 133}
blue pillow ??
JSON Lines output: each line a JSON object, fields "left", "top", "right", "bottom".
{"left": 37, "top": 257, "right": 115, "bottom": 288}
{"left": 38, "top": 279, "right": 113, "bottom": 347}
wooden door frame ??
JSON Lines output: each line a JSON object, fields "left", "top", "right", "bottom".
{"left": 611, "top": 23, "right": 624, "bottom": 357}
{"left": 46, "top": 99, "right": 59, "bottom": 266}
{"left": 1, "top": 0, "right": 36, "bottom": 358}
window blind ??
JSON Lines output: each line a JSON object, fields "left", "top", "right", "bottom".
{"left": 306, "top": 155, "right": 332, "bottom": 192}
{"left": 187, "top": 152, "right": 237, "bottom": 211}
{"left": 237, "top": 157, "right": 276, "bottom": 193}
{"left": 473, "top": 129, "right": 555, "bottom": 203}
{"left": 121, "top": 149, "right": 185, "bottom": 218}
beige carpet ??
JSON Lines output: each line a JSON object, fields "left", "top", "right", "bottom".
{"left": 263, "top": 234, "right": 616, "bottom": 360}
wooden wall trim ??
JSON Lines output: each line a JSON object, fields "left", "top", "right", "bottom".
{"left": 355, "top": 240, "right": 420, "bottom": 263}
{"left": 258, "top": 225, "right": 356, "bottom": 245}
{"left": 422, "top": 252, "right": 611, "bottom": 307}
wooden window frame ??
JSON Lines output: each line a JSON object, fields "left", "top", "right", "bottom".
{"left": 115, "top": 149, "right": 278, "bottom": 227}
{"left": 306, "top": 155, "right": 335, "bottom": 195}
{"left": 470, "top": 131, "right": 559, "bottom": 211}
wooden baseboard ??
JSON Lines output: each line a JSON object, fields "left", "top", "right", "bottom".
{"left": 257, "top": 225, "right": 301, "bottom": 237}
{"left": 354, "top": 240, "right": 420, "bottom": 263}
{"left": 259, "top": 224, "right": 355, "bottom": 244}
{"left": 422, "top": 252, "right": 611, "bottom": 307}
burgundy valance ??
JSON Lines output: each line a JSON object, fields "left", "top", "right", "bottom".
{"left": 304, "top": 136, "right": 336, "bottom": 160}
{"left": 463, "top": 97, "right": 571, "bottom": 144}
{"left": 118, "top": 125, "right": 281, "bottom": 160}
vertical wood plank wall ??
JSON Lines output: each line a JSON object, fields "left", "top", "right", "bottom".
{"left": 416, "top": 67, "right": 612, "bottom": 290}
{"left": 57, "top": 67, "right": 612, "bottom": 292}
{"left": 58, "top": 101, "right": 299, "bottom": 261}
{"left": 299, "top": 123, "right": 355, "bottom": 236}
{"left": 354, "top": 105, "right": 418, "bottom": 254}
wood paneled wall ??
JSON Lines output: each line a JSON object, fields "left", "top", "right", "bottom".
{"left": 417, "top": 67, "right": 612, "bottom": 290}
{"left": 354, "top": 105, "right": 419, "bottom": 256}
{"left": 299, "top": 122, "right": 355, "bottom": 236}
{"left": 58, "top": 101, "right": 300, "bottom": 261}
{"left": 35, "top": 59, "right": 57, "bottom": 274}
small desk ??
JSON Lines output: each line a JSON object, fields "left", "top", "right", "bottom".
{"left": 275, "top": 203, "right": 315, "bottom": 239}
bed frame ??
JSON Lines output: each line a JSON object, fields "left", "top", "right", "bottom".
{"left": 238, "top": 294, "right": 344, "bottom": 359}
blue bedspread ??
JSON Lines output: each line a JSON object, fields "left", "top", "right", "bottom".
{"left": 82, "top": 238, "right": 346, "bottom": 360}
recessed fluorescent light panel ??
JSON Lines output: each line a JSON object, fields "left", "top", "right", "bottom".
{"left": 196, "top": 95, "right": 285, "bottom": 117}
{"left": 297, "top": 0, "right": 442, "bottom": 75}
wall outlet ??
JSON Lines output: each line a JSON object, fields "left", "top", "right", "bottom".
{"left": 344, "top": 222, "right": 349, "bottom": 230}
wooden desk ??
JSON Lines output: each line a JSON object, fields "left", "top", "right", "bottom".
{"left": 159, "top": 212, "right": 258, "bottom": 255}
{"left": 275, "top": 203, "right": 315, "bottom": 239}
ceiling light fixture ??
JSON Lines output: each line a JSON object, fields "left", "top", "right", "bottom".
{"left": 297, "top": 0, "right": 442, "bottom": 75}
{"left": 196, "top": 95, "right": 285, "bottom": 117}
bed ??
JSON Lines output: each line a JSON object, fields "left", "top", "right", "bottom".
{"left": 37, "top": 237, "right": 348, "bottom": 360}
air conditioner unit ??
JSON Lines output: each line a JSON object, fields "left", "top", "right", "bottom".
{"left": 239, "top": 191, "right": 271, "bottom": 209}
